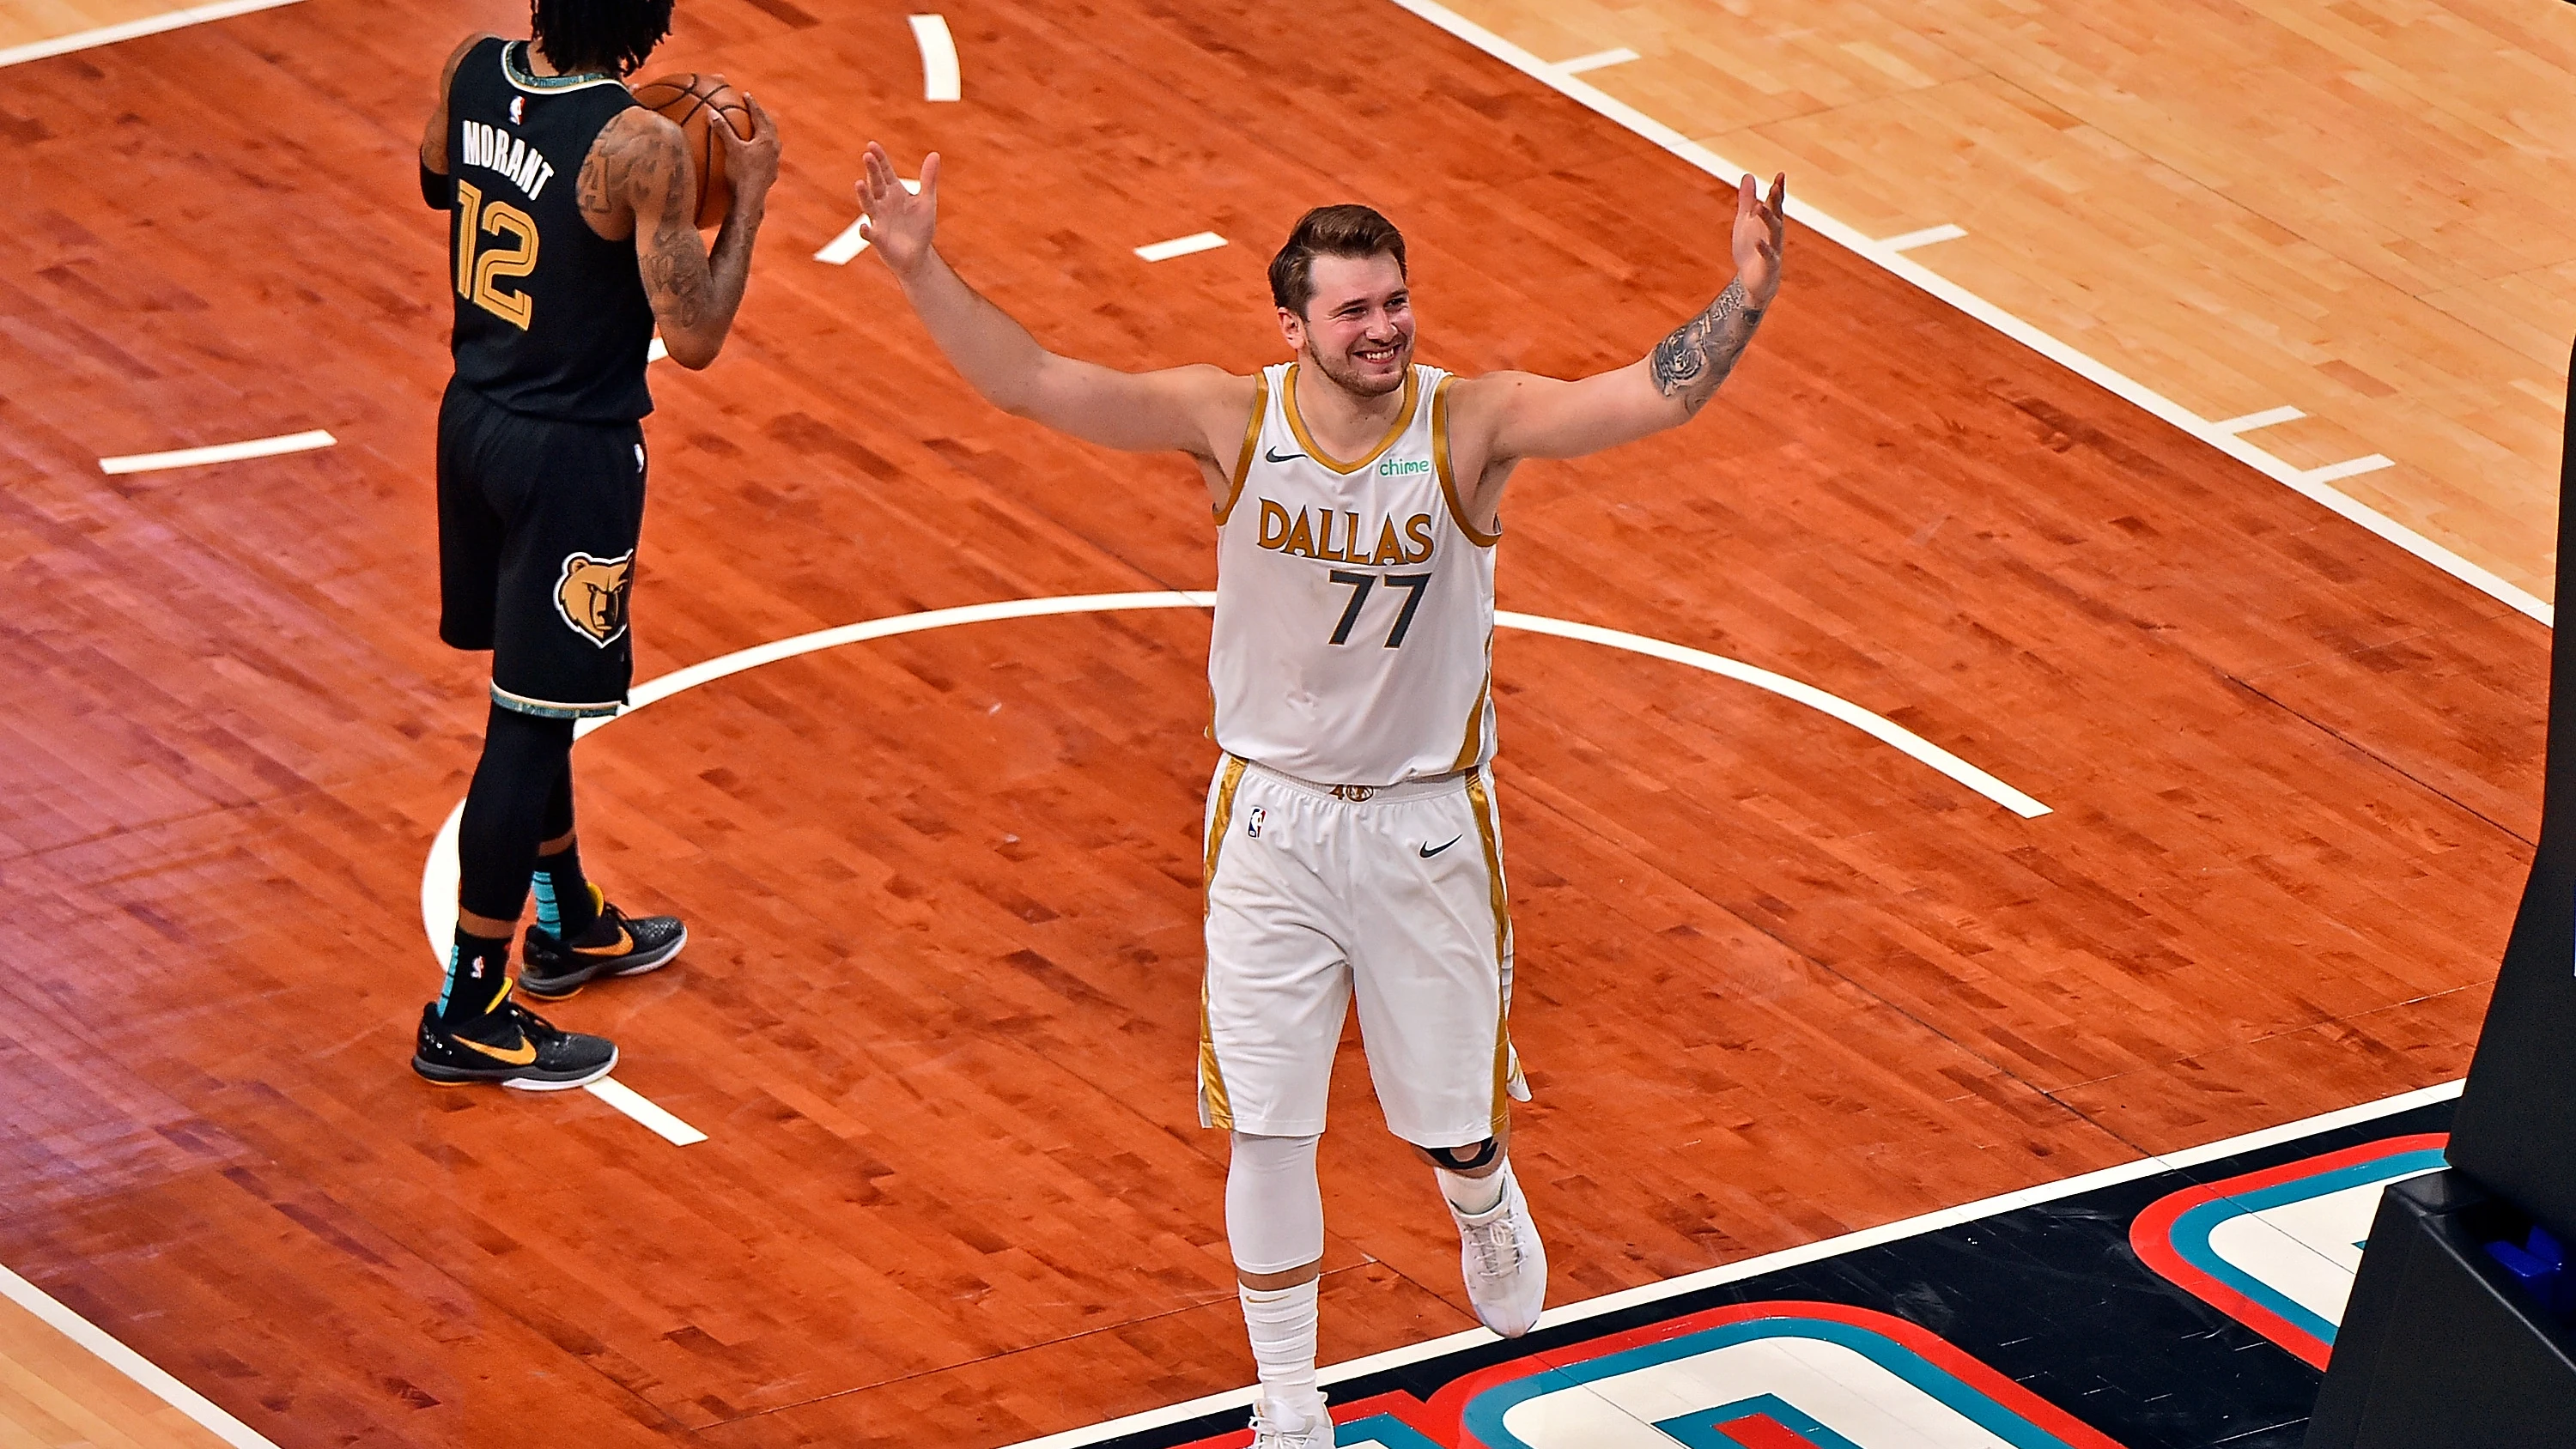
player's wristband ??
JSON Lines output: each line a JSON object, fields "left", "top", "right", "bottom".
{"left": 421, "top": 161, "right": 450, "bottom": 210}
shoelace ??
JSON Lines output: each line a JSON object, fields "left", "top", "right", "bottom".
{"left": 1248, "top": 1407, "right": 1323, "bottom": 1446}
{"left": 1463, "top": 1211, "right": 1522, "bottom": 1277}
{"left": 507, "top": 1001, "right": 563, "bottom": 1044}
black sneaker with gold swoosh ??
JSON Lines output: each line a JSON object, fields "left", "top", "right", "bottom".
{"left": 517, "top": 896, "right": 687, "bottom": 1001}
{"left": 410, "top": 993, "right": 617, "bottom": 1089}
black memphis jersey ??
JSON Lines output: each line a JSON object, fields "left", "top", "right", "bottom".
{"left": 442, "top": 38, "right": 655, "bottom": 422}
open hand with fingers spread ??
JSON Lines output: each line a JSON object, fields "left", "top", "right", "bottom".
{"left": 1734, "top": 172, "right": 1787, "bottom": 304}
{"left": 859, "top": 142, "right": 942, "bottom": 281}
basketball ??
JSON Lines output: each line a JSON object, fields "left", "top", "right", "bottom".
{"left": 631, "top": 72, "right": 753, "bottom": 230}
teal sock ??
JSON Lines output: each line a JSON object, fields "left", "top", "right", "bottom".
{"left": 533, "top": 844, "right": 597, "bottom": 940}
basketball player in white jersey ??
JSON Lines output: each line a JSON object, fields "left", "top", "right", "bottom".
{"left": 857, "top": 142, "right": 1785, "bottom": 1449}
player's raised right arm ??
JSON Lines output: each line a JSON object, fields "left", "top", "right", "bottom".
{"left": 858, "top": 144, "right": 1249, "bottom": 461}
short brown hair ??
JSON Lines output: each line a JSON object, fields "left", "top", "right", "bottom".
{"left": 1269, "top": 205, "right": 1408, "bottom": 316}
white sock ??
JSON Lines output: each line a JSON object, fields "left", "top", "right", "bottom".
{"left": 1239, "top": 1280, "right": 1323, "bottom": 1428}
{"left": 1437, "top": 1156, "right": 1510, "bottom": 1218}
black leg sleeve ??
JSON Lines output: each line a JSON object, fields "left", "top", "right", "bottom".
{"left": 456, "top": 703, "right": 574, "bottom": 924}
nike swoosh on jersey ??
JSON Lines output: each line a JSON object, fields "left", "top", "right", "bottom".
{"left": 1263, "top": 446, "right": 1309, "bottom": 464}
{"left": 1420, "top": 836, "right": 1462, "bottom": 858}
{"left": 454, "top": 1034, "right": 538, "bottom": 1066}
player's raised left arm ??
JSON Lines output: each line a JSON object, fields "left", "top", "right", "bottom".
{"left": 608, "top": 95, "right": 782, "bottom": 370}
{"left": 1455, "top": 173, "right": 1785, "bottom": 463}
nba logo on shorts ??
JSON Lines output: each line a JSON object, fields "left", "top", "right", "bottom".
{"left": 1245, "top": 806, "right": 1266, "bottom": 839}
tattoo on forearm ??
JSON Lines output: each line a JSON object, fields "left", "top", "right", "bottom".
{"left": 1649, "top": 278, "right": 1766, "bottom": 415}
{"left": 592, "top": 118, "right": 729, "bottom": 335}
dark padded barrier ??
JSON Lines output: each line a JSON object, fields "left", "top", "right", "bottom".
{"left": 2306, "top": 343, "right": 2575, "bottom": 1445}
{"left": 2445, "top": 338, "right": 2576, "bottom": 1246}
{"left": 2305, "top": 1173, "right": 2576, "bottom": 1448}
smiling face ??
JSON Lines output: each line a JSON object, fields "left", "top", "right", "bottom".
{"left": 1279, "top": 251, "right": 1415, "bottom": 400}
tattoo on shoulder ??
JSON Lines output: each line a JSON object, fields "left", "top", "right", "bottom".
{"left": 1649, "top": 277, "right": 1767, "bottom": 416}
{"left": 590, "top": 117, "right": 711, "bottom": 325}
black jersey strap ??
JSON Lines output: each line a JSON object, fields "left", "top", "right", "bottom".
{"left": 421, "top": 160, "right": 450, "bottom": 210}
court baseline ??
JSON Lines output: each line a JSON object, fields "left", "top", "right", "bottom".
{"left": 1381, "top": 0, "right": 2553, "bottom": 629}
{"left": 0, "top": 0, "right": 305, "bottom": 70}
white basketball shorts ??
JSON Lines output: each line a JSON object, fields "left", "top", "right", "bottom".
{"left": 1197, "top": 755, "right": 1531, "bottom": 1148}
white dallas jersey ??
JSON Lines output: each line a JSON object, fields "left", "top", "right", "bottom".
{"left": 1210, "top": 361, "right": 1498, "bottom": 785}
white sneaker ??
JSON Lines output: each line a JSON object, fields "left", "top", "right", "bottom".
{"left": 1453, "top": 1170, "right": 1547, "bottom": 1336}
{"left": 1248, "top": 1397, "right": 1332, "bottom": 1447}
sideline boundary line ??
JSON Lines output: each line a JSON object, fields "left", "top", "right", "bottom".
{"left": 0, "top": 0, "right": 304, "bottom": 69}
{"left": 996, "top": 1078, "right": 2466, "bottom": 1449}
{"left": 1382, "top": 0, "right": 2551, "bottom": 629}
{"left": 0, "top": 1262, "right": 283, "bottom": 1449}
{"left": 0, "top": 1078, "right": 2465, "bottom": 1449}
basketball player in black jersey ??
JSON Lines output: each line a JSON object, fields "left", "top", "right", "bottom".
{"left": 410, "top": 0, "right": 781, "bottom": 1088}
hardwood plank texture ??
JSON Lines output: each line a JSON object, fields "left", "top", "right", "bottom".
{"left": 0, "top": 1291, "right": 235, "bottom": 1449}
{"left": 0, "top": 0, "right": 2548, "bottom": 1446}
{"left": 1437, "top": 0, "right": 2576, "bottom": 604}
{"left": 0, "top": 1, "right": 221, "bottom": 57}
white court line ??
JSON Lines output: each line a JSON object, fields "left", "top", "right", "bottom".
{"left": 0, "top": 1262, "right": 284, "bottom": 1449}
{"left": 419, "top": 801, "right": 710, "bottom": 1145}
{"left": 815, "top": 179, "right": 919, "bottom": 264}
{"left": 908, "top": 14, "right": 961, "bottom": 102}
{"left": 2215, "top": 406, "right": 2305, "bottom": 434}
{"left": 1554, "top": 46, "right": 1638, "bottom": 76}
{"left": 2305, "top": 454, "right": 2397, "bottom": 486}
{"left": 1501, "top": 611, "right": 2049, "bottom": 816}
{"left": 0, "top": 0, "right": 303, "bottom": 69}
{"left": 1880, "top": 223, "right": 1966, "bottom": 252}
{"left": 419, "top": 591, "right": 2044, "bottom": 1134}
{"left": 0, "top": 1075, "right": 2466, "bottom": 1449}
{"left": 1383, "top": 0, "right": 2553, "bottom": 629}
{"left": 997, "top": 1076, "right": 2466, "bottom": 1449}
{"left": 1134, "top": 231, "right": 1228, "bottom": 263}
{"left": 99, "top": 429, "right": 333, "bottom": 476}
{"left": 570, "top": 591, "right": 2047, "bottom": 813}
{"left": 586, "top": 1079, "right": 708, "bottom": 1145}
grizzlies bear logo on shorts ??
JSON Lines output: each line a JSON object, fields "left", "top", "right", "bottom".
{"left": 554, "top": 550, "right": 633, "bottom": 646}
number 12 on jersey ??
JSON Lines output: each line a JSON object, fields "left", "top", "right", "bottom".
{"left": 1328, "top": 571, "right": 1431, "bottom": 648}
{"left": 453, "top": 179, "right": 539, "bottom": 330}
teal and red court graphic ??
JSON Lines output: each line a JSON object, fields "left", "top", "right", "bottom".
{"left": 1181, "top": 1302, "right": 2128, "bottom": 1448}
{"left": 2129, "top": 1133, "right": 2447, "bottom": 1368}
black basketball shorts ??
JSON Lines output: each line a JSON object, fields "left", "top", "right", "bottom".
{"left": 437, "top": 379, "right": 647, "bottom": 719}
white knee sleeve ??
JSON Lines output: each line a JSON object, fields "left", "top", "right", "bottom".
{"left": 1226, "top": 1131, "right": 1325, "bottom": 1275}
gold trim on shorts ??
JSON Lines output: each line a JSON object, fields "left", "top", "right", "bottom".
{"left": 1198, "top": 755, "right": 1250, "bottom": 1130}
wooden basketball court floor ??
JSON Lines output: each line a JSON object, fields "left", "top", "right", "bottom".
{"left": 0, "top": 0, "right": 2551, "bottom": 1446}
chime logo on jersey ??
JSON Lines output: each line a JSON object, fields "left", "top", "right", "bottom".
{"left": 554, "top": 550, "right": 633, "bottom": 647}
{"left": 2130, "top": 1133, "right": 2446, "bottom": 1368}
{"left": 1255, "top": 500, "right": 1435, "bottom": 565}
{"left": 459, "top": 118, "right": 556, "bottom": 199}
